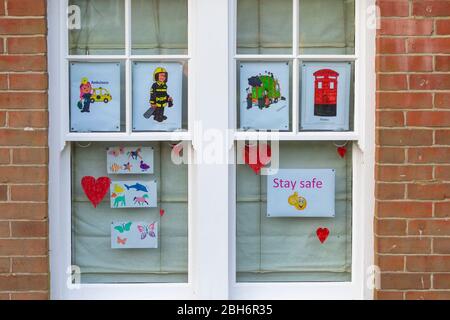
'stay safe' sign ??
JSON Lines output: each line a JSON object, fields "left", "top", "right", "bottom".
{"left": 267, "top": 169, "right": 335, "bottom": 217}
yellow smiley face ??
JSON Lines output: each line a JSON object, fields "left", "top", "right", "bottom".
{"left": 288, "top": 192, "right": 307, "bottom": 211}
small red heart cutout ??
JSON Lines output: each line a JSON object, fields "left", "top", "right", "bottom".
{"left": 337, "top": 146, "right": 347, "bottom": 158}
{"left": 316, "top": 227, "right": 330, "bottom": 244}
{"left": 81, "top": 176, "right": 111, "bottom": 208}
{"left": 160, "top": 209, "right": 165, "bottom": 217}
{"left": 243, "top": 143, "right": 272, "bottom": 174}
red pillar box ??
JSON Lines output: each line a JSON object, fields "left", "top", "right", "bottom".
{"left": 313, "top": 69, "right": 339, "bottom": 117}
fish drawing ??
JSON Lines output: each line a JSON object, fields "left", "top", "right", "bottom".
{"left": 140, "top": 160, "right": 150, "bottom": 172}
{"left": 125, "top": 183, "right": 148, "bottom": 192}
{"left": 114, "top": 184, "right": 125, "bottom": 193}
{"left": 110, "top": 163, "right": 120, "bottom": 173}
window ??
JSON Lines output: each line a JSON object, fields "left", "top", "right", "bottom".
{"left": 48, "top": 0, "right": 375, "bottom": 299}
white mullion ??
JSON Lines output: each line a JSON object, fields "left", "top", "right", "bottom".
{"left": 234, "top": 54, "right": 294, "bottom": 60}
{"left": 129, "top": 55, "right": 191, "bottom": 61}
{"left": 62, "top": 0, "right": 70, "bottom": 145}
{"left": 230, "top": 0, "right": 237, "bottom": 135}
{"left": 297, "top": 54, "right": 357, "bottom": 61}
{"left": 292, "top": 0, "right": 299, "bottom": 133}
{"left": 125, "top": 0, "right": 132, "bottom": 134}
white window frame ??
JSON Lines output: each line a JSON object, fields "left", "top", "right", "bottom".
{"left": 48, "top": 0, "right": 376, "bottom": 300}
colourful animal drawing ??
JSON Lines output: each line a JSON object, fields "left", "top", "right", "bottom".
{"left": 134, "top": 194, "right": 149, "bottom": 206}
{"left": 114, "top": 222, "right": 132, "bottom": 233}
{"left": 122, "top": 162, "right": 132, "bottom": 172}
{"left": 140, "top": 160, "right": 150, "bottom": 172}
{"left": 127, "top": 148, "right": 142, "bottom": 160}
{"left": 137, "top": 223, "right": 156, "bottom": 240}
{"left": 108, "top": 147, "right": 125, "bottom": 157}
{"left": 113, "top": 184, "right": 125, "bottom": 193}
{"left": 117, "top": 236, "right": 127, "bottom": 245}
{"left": 110, "top": 163, "right": 121, "bottom": 173}
{"left": 125, "top": 183, "right": 148, "bottom": 192}
{"left": 113, "top": 194, "right": 126, "bottom": 207}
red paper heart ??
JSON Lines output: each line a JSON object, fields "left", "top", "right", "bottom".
{"left": 337, "top": 146, "right": 347, "bottom": 158}
{"left": 81, "top": 176, "right": 111, "bottom": 208}
{"left": 160, "top": 209, "right": 165, "bottom": 217}
{"left": 316, "top": 227, "right": 330, "bottom": 244}
{"left": 243, "top": 143, "right": 272, "bottom": 174}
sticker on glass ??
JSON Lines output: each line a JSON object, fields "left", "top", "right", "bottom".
{"left": 110, "top": 180, "right": 157, "bottom": 208}
{"left": 107, "top": 146, "right": 154, "bottom": 174}
{"left": 111, "top": 221, "right": 158, "bottom": 249}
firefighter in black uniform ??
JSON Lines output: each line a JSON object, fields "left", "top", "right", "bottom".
{"left": 148, "top": 67, "right": 173, "bottom": 122}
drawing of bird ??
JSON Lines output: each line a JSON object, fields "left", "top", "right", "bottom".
{"left": 140, "top": 160, "right": 150, "bottom": 172}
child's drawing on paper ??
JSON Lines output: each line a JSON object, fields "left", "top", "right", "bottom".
{"left": 110, "top": 181, "right": 157, "bottom": 208}
{"left": 111, "top": 221, "right": 158, "bottom": 249}
{"left": 107, "top": 147, "right": 154, "bottom": 174}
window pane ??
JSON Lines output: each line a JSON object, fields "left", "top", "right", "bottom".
{"left": 299, "top": 0, "right": 355, "bottom": 54}
{"left": 131, "top": 0, "right": 188, "bottom": 55}
{"left": 237, "top": 0, "right": 293, "bottom": 54}
{"left": 72, "top": 142, "right": 188, "bottom": 283}
{"left": 236, "top": 141, "right": 352, "bottom": 282}
{"left": 69, "top": 0, "right": 125, "bottom": 55}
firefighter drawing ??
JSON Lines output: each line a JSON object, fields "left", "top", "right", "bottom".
{"left": 143, "top": 67, "right": 173, "bottom": 122}
{"left": 246, "top": 71, "right": 285, "bottom": 110}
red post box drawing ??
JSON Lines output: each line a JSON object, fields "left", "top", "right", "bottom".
{"left": 313, "top": 69, "right": 339, "bottom": 117}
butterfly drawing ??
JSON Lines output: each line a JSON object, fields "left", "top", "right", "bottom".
{"left": 114, "top": 222, "right": 132, "bottom": 233}
{"left": 117, "top": 236, "right": 127, "bottom": 245}
{"left": 137, "top": 223, "right": 156, "bottom": 240}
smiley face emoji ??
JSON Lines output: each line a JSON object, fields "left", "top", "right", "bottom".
{"left": 288, "top": 192, "right": 307, "bottom": 211}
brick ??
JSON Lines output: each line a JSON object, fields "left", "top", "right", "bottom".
{"left": 408, "top": 38, "right": 450, "bottom": 53}
{"left": 10, "top": 292, "right": 48, "bottom": 300}
{"left": 0, "top": 203, "right": 47, "bottom": 220}
{"left": 413, "top": 1, "right": 450, "bottom": 17}
{"left": 435, "top": 130, "right": 450, "bottom": 145}
{"left": 435, "top": 202, "right": 450, "bottom": 218}
{"left": 0, "top": 221, "right": 9, "bottom": 237}
{"left": 0, "top": 275, "right": 47, "bottom": 291}
{"left": 377, "top": 37, "right": 406, "bottom": 54}
{"left": 376, "top": 183, "right": 406, "bottom": 200}
{"left": 376, "top": 147, "right": 405, "bottom": 164}
{"left": 435, "top": 166, "right": 450, "bottom": 180}
{"left": 380, "top": 273, "right": 431, "bottom": 290}
{"left": 377, "top": 255, "right": 404, "bottom": 271}
{"left": 377, "top": 129, "right": 433, "bottom": 146}
{"left": 7, "top": 0, "right": 47, "bottom": 16}
{"left": 0, "top": 166, "right": 47, "bottom": 183}
{"left": 377, "top": 111, "right": 404, "bottom": 127}
{"left": 375, "top": 218, "right": 407, "bottom": 236}
{"left": 0, "top": 148, "right": 9, "bottom": 164}
{"left": 410, "top": 74, "right": 450, "bottom": 90}
{"left": 10, "top": 220, "right": 47, "bottom": 238}
{"left": 0, "top": 239, "right": 47, "bottom": 256}
{"left": 408, "top": 219, "right": 450, "bottom": 236}
{"left": 0, "top": 111, "right": 5, "bottom": 126}
{"left": 407, "top": 256, "right": 450, "bottom": 272}
{"left": 0, "top": 56, "right": 46, "bottom": 72}
{"left": 380, "top": 19, "right": 433, "bottom": 36}
{"left": 406, "top": 111, "right": 450, "bottom": 127}
{"left": 0, "top": 92, "right": 47, "bottom": 109}
{"left": 7, "top": 37, "right": 46, "bottom": 54}
{"left": 406, "top": 291, "right": 450, "bottom": 300}
{"left": 10, "top": 184, "right": 47, "bottom": 202}
{"left": 0, "top": 130, "right": 48, "bottom": 147}
{"left": 377, "top": 201, "right": 432, "bottom": 218}
{"left": 377, "top": 165, "right": 432, "bottom": 182}
{"left": 375, "top": 290, "right": 404, "bottom": 300}
{"left": 378, "top": 92, "right": 433, "bottom": 109}
{"left": 9, "top": 73, "right": 47, "bottom": 90}
{"left": 0, "top": 74, "right": 8, "bottom": 89}
{"left": 0, "top": 18, "right": 46, "bottom": 35}
{"left": 408, "top": 183, "right": 450, "bottom": 200}
{"left": 435, "top": 93, "right": 450, "bottom": 108}
{"left": 435, "top": 56, "right": 450, "bottom": 71}
{"left": 378, "top": 56, "right": 433, "bottom": 72}
{"left": 0, "top": 185, "right": 7, "bottom": 201}
{"left": 12, "top": 257, "right": 47, "bottom": 273}
{"left": 377, "top": 237, "right": 431, "bottom": 254}
{"left": 436, "top": 20, "right": 450, "bottom": 35}
{"left": 0, "top": 1, "right": 4, "bottom": 15}
{"left": 408, "top": 147, "right": 450, "bottom": 164}
{"left": 8, "top": 111, "right": 48, "bottom": 128}
{"left": 378, "top": 74, "right": 407, "bottom": 91}
{"left": 12, "top": 148, "right": 47, "bottom": 164}
{"left": 0, "top": 258, "right": 9, "bottom": 273}
{"left": 434, "top": 238, "right": 450, "bottom": 254}
{"left": 379, "top": 0, "right": 410, "bottom": 17}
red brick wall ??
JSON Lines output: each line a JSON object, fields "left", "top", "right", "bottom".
{"left": 0, "top": 0, "right": 49, "bottom": 300}
{"left": 376, "top": 0, "right": 450, "bottom": 300}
